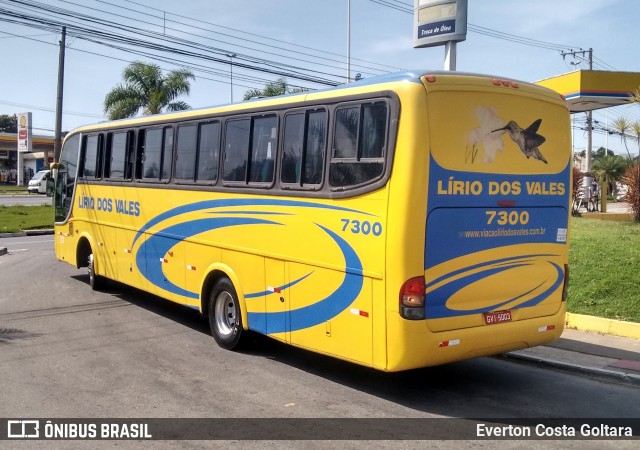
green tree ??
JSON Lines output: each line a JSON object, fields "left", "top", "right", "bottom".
{"left": 243, "top": 78, "right": 307, "bottom": 101}
{"left": 104, "top": 61, "right": 195, "bottom": 120}
{"left": 594, "top": 146, "right": 614, "bottom": 159}
{"left": 0, "top": 114, "right": 17, "bottom": 133}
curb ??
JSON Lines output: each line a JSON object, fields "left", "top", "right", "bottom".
{"left": 25, "top": 229, "right": 55, "bottom": 236}
{"left": 0, "top": 229, "right": 54, "bottom": 239}
{"left": 566, "top": 312, "right": 640, "bottom": 340}
{"left": 498, "top": 352, "right": 640, "bottom": 388}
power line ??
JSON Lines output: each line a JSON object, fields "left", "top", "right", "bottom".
{"left": 0, "top": 27, "right": 276, "bottom": 91}
{"left": 54, "top": 0, "right": 385, "bottom": 79}
{"left": 0, "top": 98, "right": 103, "bottom": 118}
{"left": 0, "top": 0, "right": 345, "bottom": 87}
{"left": 120, "top": 0, "right": 404, "bottom": 73}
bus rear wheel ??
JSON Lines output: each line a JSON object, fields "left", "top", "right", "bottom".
{"left": 208, "top": 278, "right": 246, "bottom": 350}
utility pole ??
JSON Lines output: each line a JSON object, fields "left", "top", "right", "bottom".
{"left": 226, "top": 53, "right": 236, "bottom": 103}
{"left": 561, "top": 48, "right": 596, "bottom": 207}
{"left": 53, "top": 26, "right": 66, "bottom": 164}
{"left": 347, "top": 0, "right": 351, "bottom": 82}
{"left": 561, "top": 48, "right": 593, "bottom": 171}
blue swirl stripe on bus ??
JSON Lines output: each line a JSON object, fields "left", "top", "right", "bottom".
{"left": 136, "top": 217, "right": 280, "bottom": 299}
{"left": 425, "top": 254, "right": 557, "bottom": 290}
{"left": 245, "top": 272, "right": 314, "bottom": 299}
{"left": 132, "top": 198, "right": 374, "bottom": 247}
{"left": 425, "top": 259, "right": 563, "bottom": 318}
{"left": 248, "top": 224, "right": 364, "bottom": 334}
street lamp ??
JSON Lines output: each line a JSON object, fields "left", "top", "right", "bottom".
{"left": 347, "top": 0, "right": 351, "bottom": 82}
{"left": 226, "top": 53, "right": 237, "bottom": 103}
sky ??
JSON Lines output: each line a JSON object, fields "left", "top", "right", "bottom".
{"left": 1, "top": 0, "right": 640, "bottom": 156}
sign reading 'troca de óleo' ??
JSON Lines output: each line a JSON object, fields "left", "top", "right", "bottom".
{"left": 413, "top": 0, "right": 468, "bottom": 48}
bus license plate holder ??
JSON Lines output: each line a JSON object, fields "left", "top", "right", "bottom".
{"left": 483, "top": 310, "right": 512, "bottom": 325}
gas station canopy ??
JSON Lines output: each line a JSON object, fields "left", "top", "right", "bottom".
{"left": 535, "top": 70, "right": 640, "bottom": 113}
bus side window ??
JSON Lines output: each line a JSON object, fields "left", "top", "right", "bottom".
{"left": 103, "top": 133, "right": 112, "bottom": 178}
{"left": 125, "top": 130, "right": 135, "bottom": 180}
{"left": 223, "top": 119, "right": 250, "bottom": 182}
{"left": 281, "top": 110, "right": 326, "bottom": 188}
{"left": 109, "top": 132, "right": 128, "bottom": 179}
{"left": 135, "top": 129, "right": 146, "bottom": 180}
{"left": 197, "top": 121, "right": 220, "bottom": 183}
{"left": 161, "top": 127, "right": 173, "bottom": 181}
{"left": 175, "top": 124, "right": 198, "bottom": 182}
{"left": 82, "top": 134, "right": 102, "bottom": 179}
{"left": 249, "top": 116, "right": 277, "bottom": 184}
{"left": 142, "top": 128, "right": 163, "bottom": 180}
{"left": 281, "top": 113, "right": 304, "bottom": 184}
{"left": 330, "top": 102, "right": 387, "bottom": 189}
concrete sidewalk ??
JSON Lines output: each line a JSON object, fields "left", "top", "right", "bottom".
{"left": 503, "top": 328, "right": 640, "bottom": 387}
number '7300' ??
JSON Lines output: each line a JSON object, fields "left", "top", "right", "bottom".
{"left": 486, "top": 210, "right": 529, "bottom": 225}
{"left": 341, "top": 219, "right": 383, "bottom": 236}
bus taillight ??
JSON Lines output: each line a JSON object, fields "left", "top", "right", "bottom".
{"left": 400, "top": 276, "right": 425, "bottom": 320}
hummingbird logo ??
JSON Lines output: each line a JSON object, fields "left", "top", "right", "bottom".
{"left": 493, "top": 119, "right": 548, "bottom": 164}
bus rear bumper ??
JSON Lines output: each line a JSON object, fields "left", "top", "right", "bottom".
{"left": 385, "top": 303, "right": 566, "bottom": 371}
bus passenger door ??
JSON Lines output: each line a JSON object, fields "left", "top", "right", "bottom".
{"left": 264, "top": 258, "right": 289, "bottom": 343}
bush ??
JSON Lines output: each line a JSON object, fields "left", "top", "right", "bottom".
{"left": 622, "top": 163, "right": 640, "bottom": 221}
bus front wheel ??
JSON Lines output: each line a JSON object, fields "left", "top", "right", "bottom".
{"left": 88, "top": 252, "right": 103, "bottom": 291}
{"left": 208, "top": 278, "right": 245, "bottom": 350}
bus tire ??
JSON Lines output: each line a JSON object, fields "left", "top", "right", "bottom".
{"left": 208, "top": 278, "right": 245, "bottom": 350}
{"left": 88, "top": 252, "right": 103, "bottom": 291}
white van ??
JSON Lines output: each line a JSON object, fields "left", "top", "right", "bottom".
{"left": 27, "top": 170, "right": 51, "bottom": 194}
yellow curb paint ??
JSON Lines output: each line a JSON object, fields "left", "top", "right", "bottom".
{"left": 566, "top": 312, "right": 640, "bottom": 339}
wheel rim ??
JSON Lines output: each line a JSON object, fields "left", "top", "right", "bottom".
{"left": 88, "top": 253, "right": 95, "bottom": 285}
{"left": 214, "top": 291, "right": 236, "bottom": 336}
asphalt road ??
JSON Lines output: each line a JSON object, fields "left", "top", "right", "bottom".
{"left": 0, "top": 194, "right": 52, "bottom": 207}
{"left": 0, "top": 235, "right": 638, "bottom": 448}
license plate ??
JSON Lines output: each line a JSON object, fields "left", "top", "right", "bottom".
{"left": 484, "top": 310, "right": 512, "bottom": 325}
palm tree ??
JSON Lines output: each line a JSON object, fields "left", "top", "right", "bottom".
{"left": 632, "top": 120, "right": 640, "bottom": 162}
{"left": 243, "top": 78, "right": 307, "bottom": 101}
{"left": 592, "top": 154, "right": 627, "bottom": 197}
{"left": 612, "top": 117, "right": 633, "bottom": 161}
{"left": 104, "top": 61, "right": 195, "bottom": 120}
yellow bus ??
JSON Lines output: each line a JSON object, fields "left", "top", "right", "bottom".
{"left": 52, "top": 70, "right": 571, "bottom": 371}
